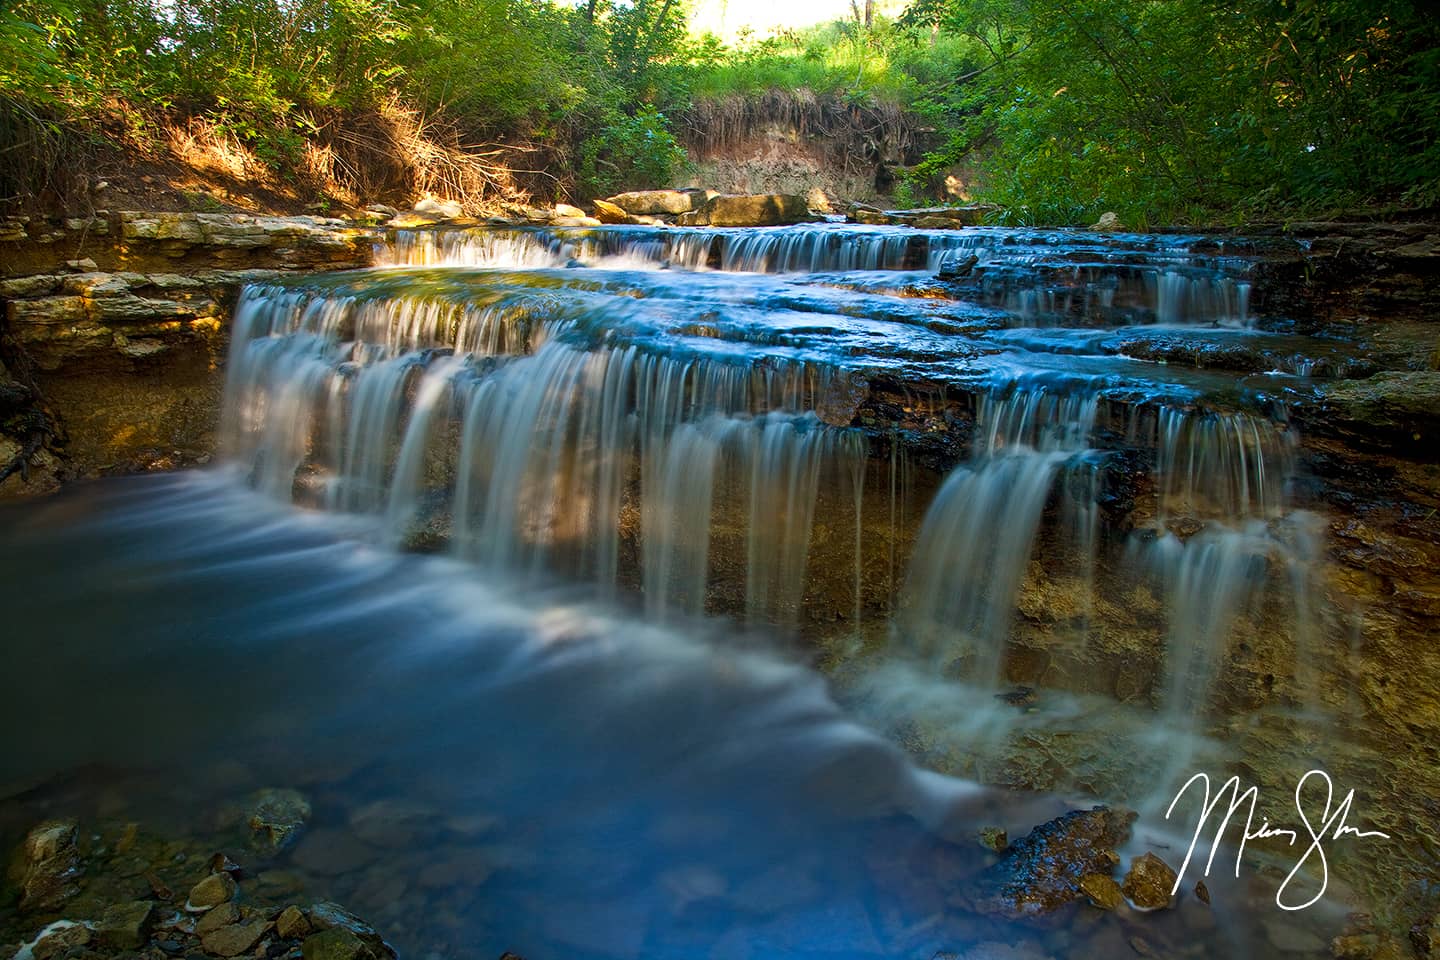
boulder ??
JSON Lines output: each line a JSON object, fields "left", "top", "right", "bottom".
{"left": 550, "top": 216, "right": 604, "bottom": 227}
{"left": 553, "top": 203, "right": 587, "bottom": 219}
{"left": 607, "top": 190, "right": 696, "bottom": 216}
{"left": 592, "top": 199, "right": 633, "bottom": 225}
{"left": 201, "top": 920, "right": 269, "bottom": 957}
{"left": 412, "top": 198, "right": 463, "bottom": 219}
{"left": 277, "top": 904, "right": 312, "bottom": 939}
{"left": 1079, "top": 873, "right": 1125, "bottom": 910}
{"left": 1090, "top": 211, "right": 1122, "bottom": 231}
{"left": 849, "top": 207, "right": 897, "bottom": 226}
{"left": 187, "top": 871, "right": 237, "bottom": 909}
{"left": 695, "top": 194, "right": 811, "bottom": 227}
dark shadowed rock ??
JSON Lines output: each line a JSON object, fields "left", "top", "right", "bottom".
{"left": 302, "top": 928, "right": 374, "bottom": 960}
{"left": 247, "top": 787, "right": 312, "bottom": 850}
{"left": 277, "top": 904, "right": 312, "bottom": 939}
{"left": 201, "top": 919, "right": 270, "bottom": 957}
{"left": 975, "top": 805, "right": 1135, "bottom": 916}
{"left": 195, "top": 900, "right": 241, "bottom": 934}
{"left": 94, "top": 900, "right": 156, "bottom": 950}
{"left": 14, "top": 820, "right": 83, "bottom": 913}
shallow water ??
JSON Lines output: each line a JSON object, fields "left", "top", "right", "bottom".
{"left": 0, "top": 472, "right": 1338, "bottom": 959}
{"left": 1, "top": 222, "right": 1390, "bottom": 957}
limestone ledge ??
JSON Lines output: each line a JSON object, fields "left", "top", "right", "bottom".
{"left": 2, "top": 267, "right": 281, "bottom": 371}
{"left": 1, "top": 211, "right": 381, "bottom": 276}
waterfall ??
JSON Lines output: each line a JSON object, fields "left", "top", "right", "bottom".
{"left": 897, "top": 381, "right": 1100, "bottom": 686}
{"left": 1146, "top": 407, "right": 1320, "bottom": 726}
{"left": 219, "top": 281, "right": 866, "bottom": 626}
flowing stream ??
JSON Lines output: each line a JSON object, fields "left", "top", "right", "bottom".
{"left": 0, "top": 222, "right": 1373, "bottom": 959}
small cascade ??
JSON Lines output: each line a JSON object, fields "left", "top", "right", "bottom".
{"left": 1153, "top": 270, "right": 1251, "bottom": 327}
{"left": 1143, "top": 406, "right": 1319, "bottom": 727}
{"left": 898, "top": 381, "right": 1100, "bottom": 685}
{"left": 220, "top": 280, "right": 866, "bottom": 626}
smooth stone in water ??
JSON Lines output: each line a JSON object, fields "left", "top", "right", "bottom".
{"left": 188, "top": 871, "right": 238, "bottom": 909}
{"left": 247, "top": 787, "right": 312, "bottom": 850}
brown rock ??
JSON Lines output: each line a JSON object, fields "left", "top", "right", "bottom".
{"left": 1121, "top": 852, "right": 1177, "bottom": 910}
{"left": 196, "top": 901, "right": 241, "bottom": 934}
{"left": 1079, "top": 873, "right": 1125, "bottom": 910}
{"left": 700, "top": 194, "right": 811, "bottom": 227}
{"left": 978, "top": 827, "right": 1008, "bottom": 853}
{"left": 188, "top": 871, "right": 238, "bottom": 909}
{"left": 591, "top": 199, "right": 633, "bottom": 225}
{"left": 976, "top": 805, "right": 1136, "bottom": 916}
{"left": 15, "top": 820, "right": 83, "bottom": 913}
{"left": 607, "top": 190, "right": 695, "bottom": 215}
{"left": 94, "top": 900, "right": 156, "bottom": 950}
{"left": 277, "top": 904, "right": 312, "bottom": 939}
{"left": 201, "top": 919, "right": 269, "bottom": 957}
{"left": 31, "top": 922, "right": 90, "bottom": 960}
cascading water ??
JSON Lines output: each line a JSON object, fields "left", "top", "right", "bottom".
{"left": 1144, "top": 406, "right": 1319, "bottom": 727}
{"left": 897, "top": 381, "right": 1100, "bottom": 686}
{"left": 221, "top": 272, "right": 867, "bottom": 626}
{"left": 2, "top": 217, "right": 1388, "bottom": 959}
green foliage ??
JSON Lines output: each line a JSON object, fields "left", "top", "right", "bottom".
{"left": 902, "top": 0, "right": 1440, "bottom": 224}
{"left": 1, "top": 0, "right": 1435, "bottom": 219}
{"left": 576, "top": 105, "right": 688, "bottom": 197}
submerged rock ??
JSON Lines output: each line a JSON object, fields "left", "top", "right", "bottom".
{"left": 975, "top": 805, "right": 1135, "bottom": 916}
{"left": 1121, "top": 852, "right": 1177, "bottom": 910}
{"left": 94, "top": 899, "right": 156, "bottom": 950}
{"left": 247, "top": 787, "right": 312, "bottom": 850}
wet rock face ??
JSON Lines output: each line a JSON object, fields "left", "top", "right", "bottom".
{"left": 975, "top": 805, "right": 1135, "bottom": 917}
